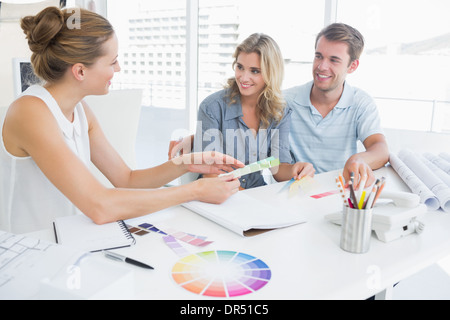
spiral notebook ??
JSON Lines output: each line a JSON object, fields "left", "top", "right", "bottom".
{"left": 53, "top": 214, "right": 135, "bottom": 252}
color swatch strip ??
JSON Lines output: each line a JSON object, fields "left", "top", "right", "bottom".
{"left": 289, "top": 176, "right": 316, "bottom": 197}
{"left": 310, "top": 190, "right": 340, "bottom": 199}
{"left": 126, "top": 223, "right": 213, "bottom": 247}
{"left": 162, "top": 227, "right": 213, "bottom": 247}
{"left": 126, "top": 223, "right": 214, "bottom": 257}
{"left": 163, "top": 235, "right": 190, "bottom": 257}
{"left": 278, "top": 176, "right": 322, "bottom": 198}
{"left": 126, "top": 223, "right": 167, "bottom": 237}
{"left": 219, "top": 157, "right": 280, "bottom": 178}
{"left": 172, "top": 250, "right": 271, "bottom": 297}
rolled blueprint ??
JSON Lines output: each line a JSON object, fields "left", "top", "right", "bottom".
{"left": 398, "top": 149, "right": 450, "bottom": 212}
{"left": 420, "top": 155, "right": 450, "bottom": 188}
{"left": 424, "top": 153, "right": 450, "bottom": 175}
{"left": 439, "top": 152, "right": 450, "bottom": 164}
{"left": 389, "top": 152, "right": 439, "bottom": 210}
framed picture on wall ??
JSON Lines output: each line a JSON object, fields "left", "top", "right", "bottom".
{"left": 12, "top": 57, "right": 41, "bottom": 97}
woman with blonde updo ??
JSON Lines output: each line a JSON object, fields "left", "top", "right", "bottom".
{"left": 0, "top": 6, "right": 243, "bottom": 234}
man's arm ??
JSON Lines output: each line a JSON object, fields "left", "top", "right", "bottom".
{"left": 343, "top": 133, "right": 389, "bottom": 189}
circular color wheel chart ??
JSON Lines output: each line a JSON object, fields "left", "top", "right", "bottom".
{"left": 171, "top": 250, "right": 271, "bottom": 297}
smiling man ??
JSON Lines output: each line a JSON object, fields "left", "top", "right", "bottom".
{"left": 285, "top": 23, "right": 389, "bottom": 188}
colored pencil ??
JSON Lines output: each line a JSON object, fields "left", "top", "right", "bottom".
{"left": 371, "top": 177, "right": 386, "bottom": 208}
{"left": 348, "top": 179, "right": 358, "bottom": 209}
{"left": 336, "top": 177, "right": 347, "bottom": 207}
{"left": 363, "top": 182, "right": 378, "bottom": 209}
{"left": 358, "top": 190, "right": 366, "bottom": 209}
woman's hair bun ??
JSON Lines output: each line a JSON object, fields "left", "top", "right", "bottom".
{"left": 21, "top": 6, "right": 65, "bottom": 54}
{"left": 19, "top": 6, "right": 114, "bottom": 83}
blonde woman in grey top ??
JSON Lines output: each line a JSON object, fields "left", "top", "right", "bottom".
{"left": 173, "top": 34, "right": 315, "bottom": 189}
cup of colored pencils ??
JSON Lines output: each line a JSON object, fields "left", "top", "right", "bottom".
{"left": 336, "top": 173, "right": 386, "bottom": 254}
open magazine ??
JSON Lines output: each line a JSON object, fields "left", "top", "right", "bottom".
{"left": 181, "top": 191, "right": 307, "bottom": 236}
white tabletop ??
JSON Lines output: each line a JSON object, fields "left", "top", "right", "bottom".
{"left": 29, "top": 166, "right": 450, "bottom": 300}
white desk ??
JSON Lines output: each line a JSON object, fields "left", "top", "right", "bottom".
{"left": 28, "top": 166, "right": 450, "bottom": 300}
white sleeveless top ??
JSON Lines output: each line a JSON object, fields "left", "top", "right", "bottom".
{"left": 0, "top": 85, "right": 90, "bottom": 234}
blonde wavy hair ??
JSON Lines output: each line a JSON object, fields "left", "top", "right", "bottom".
{"left": 226, "top": 33, "right": 285, "bottom": 128}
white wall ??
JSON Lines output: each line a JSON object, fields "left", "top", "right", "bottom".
{"left": 357, "top": 128, "right": 450, "bottom": 157}
{"left": 85, "top": 89, "right": 143, "bottom": 186}
{"left": 383, "top": 128, "right": 450, "bottom": 155}
{"left": 0, "top": 0, "right": 107, "bottom": 108}
{"left": 0, "top": 0, "right": 60, "bottom": 107}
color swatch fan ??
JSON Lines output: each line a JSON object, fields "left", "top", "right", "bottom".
{"left": 171, "top": 250, "right": 271, "bottom": 297}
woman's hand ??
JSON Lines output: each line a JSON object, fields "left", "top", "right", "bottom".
{"left": 168, "top": 135, "right": 194, "bottom": 160}
{"left": 172, "top": 151, "right": 244, "bottom": 175}
{"left": 192, "top": 175, "right": 241, "bottom": 204}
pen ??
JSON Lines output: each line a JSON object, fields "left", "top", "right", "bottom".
{"left": 103, "top": 251, "right": 154, "bottom": 270}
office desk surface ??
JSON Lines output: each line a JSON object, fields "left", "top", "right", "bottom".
{"left": 31, "top": 166, "right": 450, "bottom": 300}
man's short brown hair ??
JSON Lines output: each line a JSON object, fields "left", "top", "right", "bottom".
{"left": 315, "top": 23, "right": 365, "bottom": 63}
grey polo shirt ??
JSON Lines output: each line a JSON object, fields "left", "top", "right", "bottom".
{"left": 285, "top": 81, "right": 383, "bottom": 173}
{"left": 194, "top": 89, "right": 292, "bottom": 189}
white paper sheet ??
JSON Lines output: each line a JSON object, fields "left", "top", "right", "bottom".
{"left": 0, "top": 230, "right": 133, "bottom": 299}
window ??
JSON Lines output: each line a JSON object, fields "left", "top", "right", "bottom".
{"left": 107, "top": 0, "right": 188, "bottom": 168}
{"left": 106, "top": 0, "right": 450, "bottom": 169}
{"left": 334, "top": 0, "right": 450, "bottom": 132}
{"left": 197, "top": 0, "right": 325, "bottom": 104}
